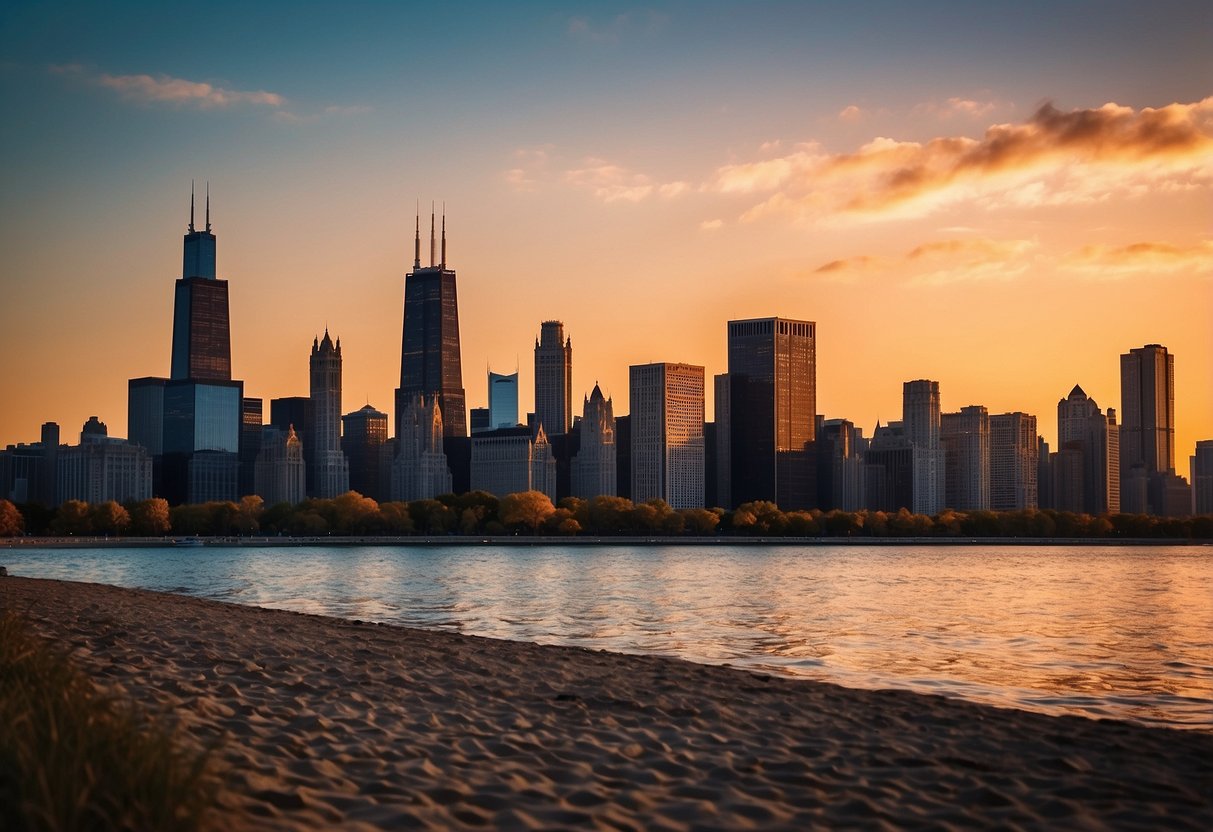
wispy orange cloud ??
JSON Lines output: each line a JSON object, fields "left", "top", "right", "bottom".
{"left": 812, "top": 237, "right": 1037, "bottom": 285}
{"left": 720, "top": 97, "right": 1213, "bottom": 222}
{"left": 54, "top": 64, "right": 285, "bottom": 108}
{"left": 1061, "top": 240, "right": 1213, "bottom": 278}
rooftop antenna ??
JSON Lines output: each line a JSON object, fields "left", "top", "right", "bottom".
{"left": 189, "top": 180, "right": 195, "bottom": 232}
{"left": 205, "top": 181, "right": 211, "bottom": 232}
{"left": 413, "top": 199, "right": 420, "bottom": 269}
{"left": 429, "top": 201, "right": 436, "bottom": 267}
{"left": 440, "top": 202, "right": 446, "bottom": 268}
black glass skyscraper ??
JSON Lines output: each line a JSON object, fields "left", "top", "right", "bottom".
{"left": 171, "top": 184, "right": 231, "bottom": 381}
{"left": 396, "top": 209, "right": 466, "bottom": 438}
{"left": 725, "top": 317, "right": 817, "bottom": 510}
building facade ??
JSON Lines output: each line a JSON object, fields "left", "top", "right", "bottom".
{"left": 489, "top": 370, "right": 519, "bottom": 430}
{"left": 1120, "top": 344, "right": 1176, "bottom": 515}
{"left": 815, "top": 417, "right": 866, "bottom": 512}
{"left": 1055, "top": 385, "right": 1119, "bottom": 514}
{"left": 470, "top": 426, "right": 556, "bottom": 500}
{"left": 571, "top": 384, "right": 616, "bottom": 500}
{"left": 342, "top": 404, "right": 389, "bottom": 501}
{"left": 630, "top": 362, "right": 705, "bottom": 509}
{"left": 1193, "top": 440, "right": 1213, "bottom": 515}
{"left": 254, "top": 426, "right": 306, "bottom": 506}
{"left": 903, "top": 380, "right": 945, "bottom": 515}
{"left": 391, "top": 393, "right": 452, "bottom": 502}
{"left": 941, "top": 405, "right": 990, "bottom": 510}
{"left": 725, "top": 317, "right": 816, "bottom": 511}
{"left": 397, "top": 211, "right": 467, "bottom": 439}
{"left": 56, "top": 418, "right": 152, "bottom": 505}
{"left": 534, "top": 321, "right": 572, "bottom": 436}
{"left": 990, "top": 412, "right": 1038, "bottom": 511}
{"left": 309, "top": 330, "right": 350, "bottom": 498}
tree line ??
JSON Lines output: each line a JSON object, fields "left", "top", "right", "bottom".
{"left": 2, "top": 494, "right": 1210, "bottom": 539}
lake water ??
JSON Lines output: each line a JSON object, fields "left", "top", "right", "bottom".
{"left": 6, "top": 543, "right": 1212, "bottom": 731}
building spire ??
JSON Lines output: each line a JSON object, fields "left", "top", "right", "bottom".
{"left": 413, "top": 200, "right": 421, "bottom": 269}
{"left": 189, "top": 180, "right": 195, "bottom": 232}
{"left": 205, "top": 181, "right": 211, "bottom": 232}
{"left": 429, "top": 202, "right": 436, "bottom": 267}
{"left": 440, "top": 203, "right": 446, "bottom": 268}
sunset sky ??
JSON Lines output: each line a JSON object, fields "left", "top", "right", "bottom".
{"left": 1, "top": 1, "right": 1210, "bottom": 468}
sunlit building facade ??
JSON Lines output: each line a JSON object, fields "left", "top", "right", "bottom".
{"left": 471, "top": 425, "right": 556, "bottom": 500}
{"left": 572, "top": 384, "right": 616, "bottom": 500}
{"left": 990, "top": 412, "right": 1038, "bottom": 511}
{"left": 534, "top": 321, "right": 572, "bottom": 436}
{"left": 941, "top": 405, "right": 990, "bottom": 510}
{"left": 630, "top": 362, "right": 704, "bottom": 509}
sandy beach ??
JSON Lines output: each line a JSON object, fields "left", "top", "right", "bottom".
{"left": 2, "top": 576, "right": 1210, "bottom": 830}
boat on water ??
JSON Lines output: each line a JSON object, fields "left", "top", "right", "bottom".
{"left": 173, "top": 537, "right": 205, "bottom": 547}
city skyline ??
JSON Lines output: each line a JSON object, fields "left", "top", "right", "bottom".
{"left": 1, "top": 2, "right": 1210, "bottom": 464}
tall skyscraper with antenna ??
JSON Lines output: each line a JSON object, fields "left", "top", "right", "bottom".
{"left": 130, "top": 183, "right": 243, "bottom": 504}
{"left": 396, "top": 205, "right": 467, "bottom": 439}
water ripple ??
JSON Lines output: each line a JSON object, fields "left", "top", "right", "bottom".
{"left": 8, "top": 543, "right": 1213, "bottom": 730}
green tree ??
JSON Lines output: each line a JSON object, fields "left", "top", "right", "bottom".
{"left": 170, "top": 504, "right": 210, "bottom": 535}
{"left": 260, "top": 502, "right": 296, "bottom": 534}
{"left": 499, "top": 491, "right": 556, "bottom": 532}
{"left": 585, "top": 495, "right": 634, "bottom": 534}
{"left": 680, "top": 507, "right": 720, "bottom": 535}
{"left": 330, "top": 492, "right": 379, "bottom": 534}
{"left": 0, "top": 499, "right": 24, "bottom": 537}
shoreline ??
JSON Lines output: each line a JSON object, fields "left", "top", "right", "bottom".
{"left": 3, "top": 575, "right": 1211, "bottom": 830}
{"left": 4, "top": 534, "right": 1210, "bottom": 549}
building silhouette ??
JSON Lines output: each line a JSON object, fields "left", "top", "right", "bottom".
{"left": 0, "top": 422, "right": 59, "bottom": 506}
{"left": 391, "top": 393, "right": 452, "bottom": 501}
{"left": 128, "top": 185, "right": 242, "bottom": 505}
{"left": 1191, "top": 440, "right": 1213, "bottom": 515}
{"left": 471, "top": 426, "right": 556, "bottom": 500}
{"left": 990, "top": 412, "right": 1038, "bottom": 511}
{"left": 254, "top": 425, "right": 306, "bottom": 506}
{"left": 725, "top": 317, "right": 816, "bottom": 511}
{"left": 902, "top": 380, "right": 945, "bottom": 515}
{"left": 941, "top": 405, "right": 990, "bottom": 510}
{"left": 815, "top": 417, "right": 866, "bottom": 512}
{"left": 396, "top": 209, "right": 466, "bottom": 440}
{"left": 489, "top": 370, "right": 520, "bottom": 430}
{"left": 342, "top": 404, "right": 389, "bottom": 501}
{"left": 309, "top": 330, "right": 350, "bottom": 498}
{"left": 1120, "top": 344, "right": 1178, "bottom": 514}
{"left": 239, "top": 397, "right": 263, "bottom": 498}
{"left": 630, "top": 362, "right": 704, "bottom": 509}
{"left": 572, "top": 384, "right": 616, "bottom": 500}
{"left": 865, "top": 421, "right": 913, "bottom": 512}
{"left": 534, "top": 321, "right": 572, "bottom": 436}
{"left": 1055, "top": 385, "right": 1119, "bottom": 514}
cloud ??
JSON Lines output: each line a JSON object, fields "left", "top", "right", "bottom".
{"left": 53, "top": 64, "right": 285, "bottom": 108}
{"left": 915, "top": 96, "right": 1001, "bottom": 120}
{"left": 715, "top": 96, "right": 1213, "bottom": 223}
{"left": 811, "top": 237, "right": 1038, "bottom": 285}
{"left": 838, "top": 104, "right": 864, "bottom": 123}
{"left": 552, "top": 156, "right": 688, "bottom": 203}
{"left": 699, "top": 219, "right": 724, "bottom": 231}
{"left": 568, "top": 10, "right": 667, "bottom": 43}
{"left": 1061, "top": 240, "right": 1213, "bottom": 279}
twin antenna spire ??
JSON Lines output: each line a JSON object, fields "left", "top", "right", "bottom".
{"left": 188, "top": 180, "right": 212, "bottom": 233}
{"left": 413, "top": 201, "right": 447, "bottom": 269}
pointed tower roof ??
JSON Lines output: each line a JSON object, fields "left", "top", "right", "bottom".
{"left": 1069, "top": 384, "right": 1086, "bottom": 398}
{"left": 589, "top": 382, "right": 605, "bottom": 401}
{"left": 320, "top": 328, "right": 335, "bottom": 350}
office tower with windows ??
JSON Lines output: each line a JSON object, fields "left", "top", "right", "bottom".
{"left": 941, "top": 405, "right": 990, "bottom": 510}
{"left": 534, "top": 322, "right": 572, "bottom": 436}
{"left": 309, "top": 330, "right": 350, "bottom": 497}
{"left": 630, "top": 363, "right": 704, "bottom": 509}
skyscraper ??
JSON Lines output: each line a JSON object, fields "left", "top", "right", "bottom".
{"left": 990, "top": 412, "right": 1039, "bottom": 511}
{"left": 941, "top": 405, "right": 990, "bottom": 510}
{"left": 903, "top": 380, "right": 945, "bottom": 515}
{"left": 1192, "top": 440, "right": 1213, "bottom": 515}
{"left": 1120, "top": 344, "right": 1176, "bottom": 514}
{"left": 1055, "top": 385, "right": 1119, "bottom": 515}
{"left": 309, "top": 330, "right": 350, "bottom": 498}
{"left": 171, "top": 183, "right": 231, "bottom": 381}
{"left": 342, "top": 404, "right": 389, "bottom": 501}
{"left": 397, "top": 209, "right": 467, "bottom": 439}
{"left": 391, "top": 393, "right": 452, "bottom": 501}
{"left": 129, "top": 185, "right": 243, "bottom": 505}
{"left": 534, "top": 321, "right": 572, "bottom": 436}
{"left": 630, "top": 362, "right": 705, "bottom": 509}
{"left": 489, "top": 370, "right": 520, "bottom": 430}
{"left": 572, "top": 383, "right": 616, "bottom": 499}
{"left": 725, "top": 317, "right": 816, "bottom": 511}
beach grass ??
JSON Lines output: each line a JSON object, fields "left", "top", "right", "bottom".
{"left": 0, "top": 611, "right": 219, "bottom": 832}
